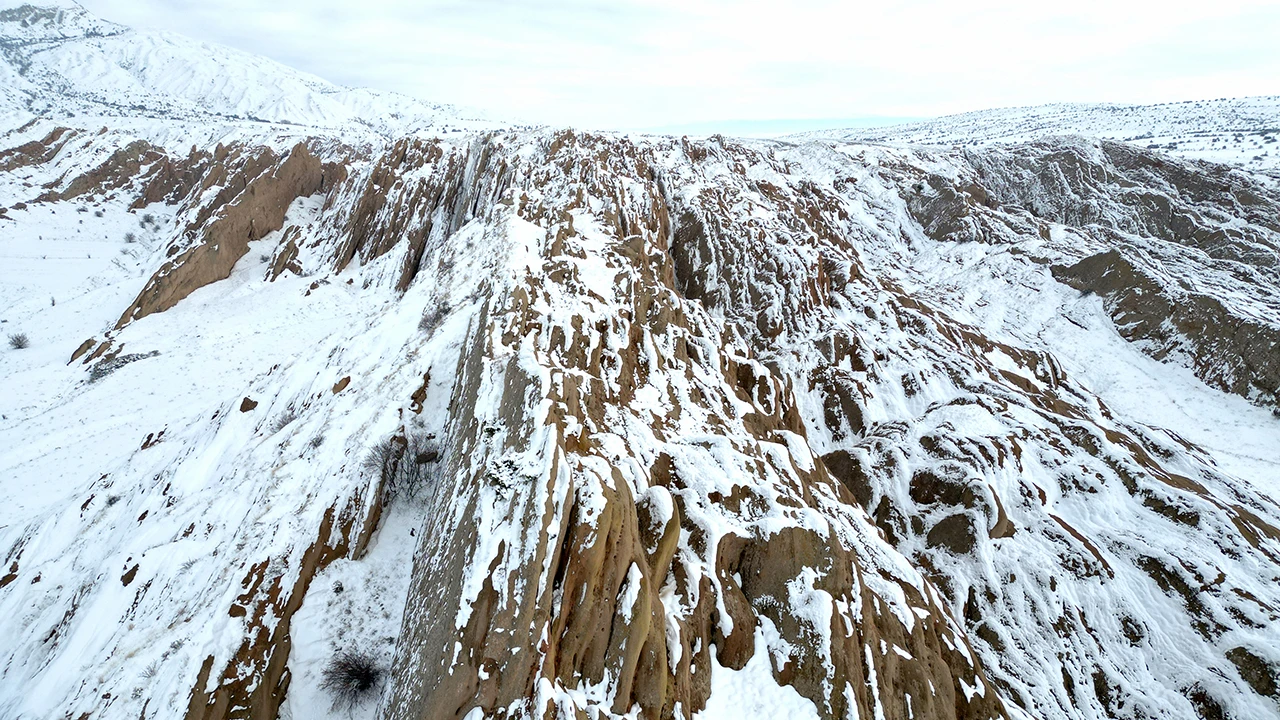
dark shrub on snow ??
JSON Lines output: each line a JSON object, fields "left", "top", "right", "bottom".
{"left": 320, "top": 650, "right": 382, "bottom": 711}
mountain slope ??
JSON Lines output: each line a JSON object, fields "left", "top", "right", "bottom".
{"left": 2, "top": 5, "right": 1279, "bottom": 720}
{"left": 0, "top": 1, "right": 497, "bottom": 141}
{"left": 795, "top": 97, "right": 1280, "bottom": 175}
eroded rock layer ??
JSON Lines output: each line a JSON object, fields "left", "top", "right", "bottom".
{"left": 2, "top": 123, "right": 1278, "bottom": 720}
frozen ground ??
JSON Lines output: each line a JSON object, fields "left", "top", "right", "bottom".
{"left": 0, "top": 174, "right": 479, "bottom": 717}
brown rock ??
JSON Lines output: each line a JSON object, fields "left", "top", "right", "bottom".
{"left": 69, "top": 338, "right": 97, "bottom": 364}
{"left": 927, "top": 513, "right": 978, "bottom": 554}
{"left": 1226, "top": 646, "right": 1278, "bottom": 698}
{"left": 117, "top": 143, "right": 333, "bottom": 327}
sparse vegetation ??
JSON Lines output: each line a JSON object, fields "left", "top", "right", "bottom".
{"left": 363, "top": 432, "right": 439, "bottom": 503}
{"left": 319, "top": 650, "right": 382, "bottom": 712}
{"left": 271, "top": 407, "right": 299, "bottom": 434}
{"left": 124, "top": 232, "right": 137, "bottom": 243}
{"left": 8, "top": 333, "right": 29, "bottom": 350}
{"left": 418, "top": 301, "right": 452, "bottom": 332}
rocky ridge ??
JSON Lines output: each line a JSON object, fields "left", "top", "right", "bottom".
{"left": 794, "top": 97, "right": 1280, "bottom": 175}
{"left": 0, "top": 1, "right": 498, "bottom": 143}
{"left": 1, "top": 5, "right": 1279, "bottom": 720}
{"left": 1, "top": 114, "right": 1278, "bottom": 720}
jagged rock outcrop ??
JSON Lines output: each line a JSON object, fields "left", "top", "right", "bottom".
{"left": 116, "top": 142, "right": 342, "bottom": 326}
{"left": 186, "top": 495, "right": 383, "bottom": 720}
{"left": 1052, "top": 248, "right": 1280, "bottom": 406}
{"left": 3, "top": 120, "right": 1279, "bottom": 720}
{"left": 372, "top": 134, "right": 1009, "bottom": 720}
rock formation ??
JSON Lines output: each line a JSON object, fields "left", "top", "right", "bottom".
{"left": 2, "top": 95, "right": 1279, "bottom": 720}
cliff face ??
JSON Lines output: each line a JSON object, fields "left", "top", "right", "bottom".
{"left": 2, "top": 122, "right": 1279, "bottom": 720}
{"left": 963, "top": 138, "right": 1280, "bottom": 409}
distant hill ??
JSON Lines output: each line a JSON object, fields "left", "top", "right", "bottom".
{"left": 0, "top": 0, "right": 501, "bottom": 143}
{"left": 793, "top": 97, "right": 1280, "bottom": 174}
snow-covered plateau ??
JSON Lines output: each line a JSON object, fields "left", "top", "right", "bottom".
{"left": 2, "top": 3, "right": 1279, "bottom": 720}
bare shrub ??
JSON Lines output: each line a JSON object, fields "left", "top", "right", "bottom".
{"left": 270, "top": 407, "right": 298, "bottom": 434}
{"left": 363, "top": 432, "right": 440, "bottom": 503}
{"left": 418, "top": 301, "right": 452, "bottom": 333}
{"left": 319, "top": 650, "right": 382, "bottom": 712}
{"left": 362, "top": 435, "right": 402, "bottom": 486}
{"left": 8, "top": 333, "right": 29, "bottom": 350}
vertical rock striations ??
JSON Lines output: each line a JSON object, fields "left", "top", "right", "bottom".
{"left": 5, "top": 124, "right": 1279, "bottom": 720}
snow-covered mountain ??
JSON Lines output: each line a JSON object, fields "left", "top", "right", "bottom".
{"left": 2, "top": 4, "right": 1279, "bottom": 720}
{"left": 0, "top": 0, "right": 500, "bottom": 144}
{"left": 795, "top": 97, "right": 1280, "bottom": 175}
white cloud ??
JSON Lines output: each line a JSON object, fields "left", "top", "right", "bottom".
{"left": 76, "top": 0, "right": 1280, "bottom": 129}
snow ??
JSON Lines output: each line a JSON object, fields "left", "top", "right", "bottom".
{"left": 866, "top": 178, "right": 1280, "bottom": 491}
{"left": 3, "top": 4, "right": 1279, "bottom": 720}
{"left": 279, "top": 505, "right": 422, "bottom": 720}
{"left": 618, "top": 562, "right": 643, "bottom": 619}
{"left": 795, "top": 96, "right": 1280, "bottom": 175}
{"left": 697, "top": 625, "right": 821, "bottom": 720}
{"left": 0, "top": 198, "right": 171, "bottom": 521}
{"left": 0, "top": 0, "right": 506, "bottom": 148}
{"left": 0, "top": 139, "right": 487, "bottom": 717}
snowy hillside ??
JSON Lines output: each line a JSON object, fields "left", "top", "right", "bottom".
{"left": 796, "top": 97, "right": 1280, "bottom": 174}
{"left": 0, "top": 0, "right": 501, "bottom": 144}
{"left": 2, "top": 4, "right": 1280, "bottom": 720}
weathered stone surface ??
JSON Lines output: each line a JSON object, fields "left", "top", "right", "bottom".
{"left": 185, "top": 495, "right": 383, "bottom": 720}
{"left": 36, "top": 139, "right": 166, "bottom": 203}
{"left": 10, "top": 122, "right": 1280, "bottom": 720}
{"left": 0, "top": 126, "right": 74, "bottom": 173}
{"left": 1052, "top": 248, "right": 1280, "bottom": 407}
{"left": 968, "top": 138, "right": 1280, "bottom": 408}
{"left": 1226, "top": 646, "right": 1279, "bottom": 699}
{"left": 927, "top": 514, "right": 979, "bottom": 554}
{"left": 380, "top": 133, "right": 1011, "bottom": 720}
{"left": 116, "top": 143, "right": 333, "bottom": 327}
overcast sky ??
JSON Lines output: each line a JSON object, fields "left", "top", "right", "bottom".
{"left": 76, "top": 0, "right": 1280, "bottom": 130}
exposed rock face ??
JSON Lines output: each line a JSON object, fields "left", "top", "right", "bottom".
{"left": 1052, "top": 248, "right": 1280, "bottom": 406}
{"left": 4, "top": 124, "right": 1280, "bottom": 720}
{"left": 116, "top": 142, "right": 338, "bottom": 326}
{"left": 0, "top": 125, "right": 75, "bottom": 172}
{"left": 186, "top": 498, "right": 382, "bottom": 720}
{"left": 376, "top": 134, "right": 1008, "bottom": 720}
{"left": 35, "top": 139, "right": 167, "bottom": 202}
{"left": 964, "top": 138, "right": 1280, "bottom": 408}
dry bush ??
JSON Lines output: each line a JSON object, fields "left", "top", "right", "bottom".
{"left": 364, "top": 432, "right": 440, "bottom": 503}
{"left": 319, "top": 650, "right": 382, "bottom": 711}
